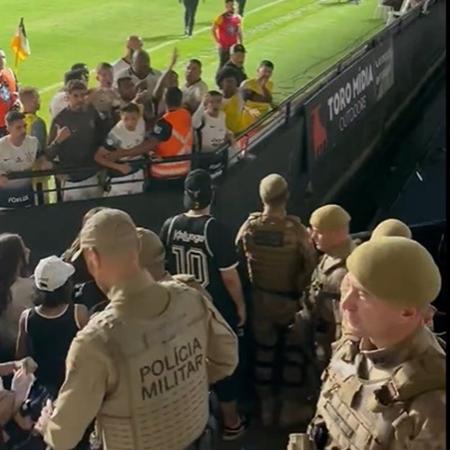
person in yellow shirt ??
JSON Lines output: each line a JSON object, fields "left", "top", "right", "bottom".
{"left": 217, "top": 68, "right": 257, "bottom": 135}
{"left": 241, "top": 60, "right": 275, "bottom": 116}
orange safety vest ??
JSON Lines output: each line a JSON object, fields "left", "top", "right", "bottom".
{"left": 0, "top": 68, "right": 17, "bottom": 128}
{"left": 151, "top": 108, "right": 193, "bottom": 179}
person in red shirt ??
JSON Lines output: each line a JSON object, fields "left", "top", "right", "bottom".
{"left": 212, "top": 0, "right": 243, "bottom": 69}
{"left": 0, "top": 50, "right": 19, "bottom": 138}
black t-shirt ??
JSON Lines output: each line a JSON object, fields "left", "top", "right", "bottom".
{"left": 160, "top": 213, "right": 238, "bottom": 326}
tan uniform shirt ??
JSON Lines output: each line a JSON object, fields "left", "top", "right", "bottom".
{"left": 44, "top": 270, "right": 237, "bottom": 450}
{"left": 310, "top": 326, "right": 446, "bottom": 450}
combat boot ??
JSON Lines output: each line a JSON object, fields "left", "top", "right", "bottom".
{"left": 279, "top": 401, "right": 315, "bottom": 428}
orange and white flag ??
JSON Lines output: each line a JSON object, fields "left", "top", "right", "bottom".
{"left": 11, "top": 18, "right": 31, "bottom": 67}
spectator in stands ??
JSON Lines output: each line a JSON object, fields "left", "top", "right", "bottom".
{"left": 112, "top": 35, "right": 143, "bottom": 84}
{"left": 193, "top": 91, "right": 235, "bottom": 178}
{"left": 193, "top": 90, "right": 235, "bottom": 152}
{"left": 0, "top": 49, "right": 19, "bottom": 138}
{"left": 117, "top": 49, "right": 162, "bottom": 97}
{"left": 218, "top": 69, "right": 256, "bottom": 135}
{"left": 16, "top": 256, "right": 88, "bottom": 397}
{"left": 0, "top": 111, "right": 50, "bottom": 209}
{"left": 216, "top": 44, "right": 247, "bottom": 88}
{"left": 95, "top": 62, "right": 113, "bottom": 89}
{"left": 88, "top": 63, "right": 121, "bottom": 128}
{"left": 212, "top": 0, "right": 244, "bottom": 69}
{"left": 0, "top": 233, "right": 34, "bottom": 363}
{"left": 19, "top": 87, "right": 57, "bottom": 205}
{"left": 152, "top": 49, "right": 180, "bottom": 118}
{"left": 182, "top": 59, "right": 209, "bottom": 114}
{"left": 46, "top": 80, "right": 107, "bottom": 202}
{"left": 107, "top": 87, "right": 193, "bottom": 180}
{"left": 241, "top": 60, "right": 275, "bottom": 116}
{"left": 49, "top": 68, "right": 88, "bottom": 119}
{"left": 19, "top": 88, "right": 46, "bottom": 150}
{"left": 95, "top": 103, "right": 146, "bottom": 196}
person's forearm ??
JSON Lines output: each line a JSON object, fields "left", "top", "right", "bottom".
{"left": 118, "top": 139, "right": 155, "bottom": 158}
{"left": 222, "top": 273, "right": 245, "bottom": 311}
{"left": 0, "top": 361, "right": 16, "bottom": 376}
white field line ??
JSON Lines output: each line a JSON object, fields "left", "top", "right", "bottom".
{"left": 39, "top": 0, "right": 291, "bottom": 94}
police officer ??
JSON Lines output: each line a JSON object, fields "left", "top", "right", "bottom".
{"left": 236, "top": 174, "right": 317, "bottom": 427}
{"left": 371, "top": 218, "right": 412, "bottom": 240}
{"left": 340, "top": 218, "right": 413, "bottom": 338}
{"left": 296, "top": 237, "right": 446, "bottom": 450}
{"left": 35, "top": 208, "right": 238, "bottom": 450}
{"left": 301, "top": 204, "right": 356, "bottom": 369}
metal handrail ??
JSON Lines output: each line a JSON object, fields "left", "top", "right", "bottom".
{"left": 2, "top": 0, "right": 436, "bottom": 186}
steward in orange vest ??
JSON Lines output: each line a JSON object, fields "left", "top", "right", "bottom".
{"left": 0, "top": 50, "right": 19, "bottom": 137}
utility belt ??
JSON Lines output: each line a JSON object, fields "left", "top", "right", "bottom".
{"left": 185, "top": 413, "right": 219, "bottom": 450}
{"left": 256, "top": 287, "right": 300, "bottom": 300}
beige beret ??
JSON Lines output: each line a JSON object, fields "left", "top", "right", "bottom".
{"left": 137, "top": 227, "right": 166, "bottom": 275}
{"left": 259, "top": 174, "right": 288, "bottom": 203}
{"left": 309, "top": 204, "right": 350, "bottom": 232}
{"left": 371, "top": 219, "right": 412, "bottom": 240}
{"left": 347, "top": 236, "right": 441, "bottom": 308}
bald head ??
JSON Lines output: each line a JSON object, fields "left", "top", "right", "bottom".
{"left": 132, "top": 50, "right": 150, "bottom": 75}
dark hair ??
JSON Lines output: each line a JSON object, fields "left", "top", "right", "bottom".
{"left": 133, "top": 50, "right": 150, "bottom": 64}
{"left": 5, "top": 111, "right": 25, "bottom": 126}
{"left": 120, "top": 103, "right": 140, "bottom": 115}
{"left": 34, "top": 279, "right": 74, "bottom": 308}
{"left": 217, "top": 69, "right": 239, "bottom": 86}
{"left": 70, "top": 63, "right": 89, "bottom": 74}
{"left": 65, "top": 79, "right": 87, "bottom": 94}
{"left": 188, "top": 59, "right": 202, "bottom": 69}
{"left": 165, "top": 87, "right": 183, "bottom": 108}
{"left": 0, "top": 234, "right": 27, "bottom": 315}
{"left": 207, "top": 90, "right": 223, "bottom": 98}
{"left": 96, "top": 62, "right": 113, "bottom": 72}
{"left": 63, "top": 69, "right": 85, "bottom": 85}
{"left": 260, "top": 60, "right": 274, "bottom": 70}
{"left": 117, "top": 76, "right": 133, "bottom": 87}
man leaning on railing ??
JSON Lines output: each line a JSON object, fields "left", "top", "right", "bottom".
{"left": 0, "top": 111, "right": 52, "bottom": 209}
{"left": 46, "top": 79, "right": 110, "bottom": 202}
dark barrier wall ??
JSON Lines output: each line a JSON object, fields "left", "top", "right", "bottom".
{"left": 0, "top": 1, "right": 445, "bottom": 264}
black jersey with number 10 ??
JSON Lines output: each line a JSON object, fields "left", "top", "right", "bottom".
{"left": 160, "top": 213, "right": 239, "bottom": 326}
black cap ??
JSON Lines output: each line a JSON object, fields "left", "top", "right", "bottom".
{"left": 231, "top": 44, "right": 246, "bottom": 54}
{"left": 183, "top": 169, "right": 213, "bottom": 210}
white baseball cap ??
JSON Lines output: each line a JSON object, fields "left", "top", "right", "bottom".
{"left": 34, "top": 255, "right": 75, "bottom": 292}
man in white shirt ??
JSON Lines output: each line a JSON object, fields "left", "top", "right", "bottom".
{"left": 0, "top": 111, "right": 50, "bottom": 208}
{"left": 182, "top": 59, "right": 208, "bottom": 114}
{"left": 192, "top": 91, "right": 235, "bottom": 178}
{"left": 94, "top": 103, "right": 146, "bottom": 196}
{"left": 112, "top": 35, "right": 143, "bottom": 84}
{"left": 116, "top": 50, "right": 161, "bottom": 97}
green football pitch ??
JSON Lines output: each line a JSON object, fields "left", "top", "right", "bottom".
{"left": 1, "top": 0, "right": 384, "bottom": 122}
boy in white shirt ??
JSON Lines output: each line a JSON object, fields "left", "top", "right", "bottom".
{"left": 192, "top": 91, "right": 236, "bottom": 179}
{"left": 94, "top": 103, "right": 146, "bottom": 196}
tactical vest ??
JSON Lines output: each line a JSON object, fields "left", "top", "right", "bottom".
{"left": 305, "top": 241, "right": 355, "bottom": 327}
{"left": 241, "top": 213, "right": 311, "bottom": 294}
{"left": 312, "top": 331, "right": 446, "bottom": 450}
{"left": 93, "top": 281, "right": 209, "bottom": 450}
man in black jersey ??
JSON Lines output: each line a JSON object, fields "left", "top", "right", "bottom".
{"left": 160, "top": 169, "right": 248, "bottom": 441}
